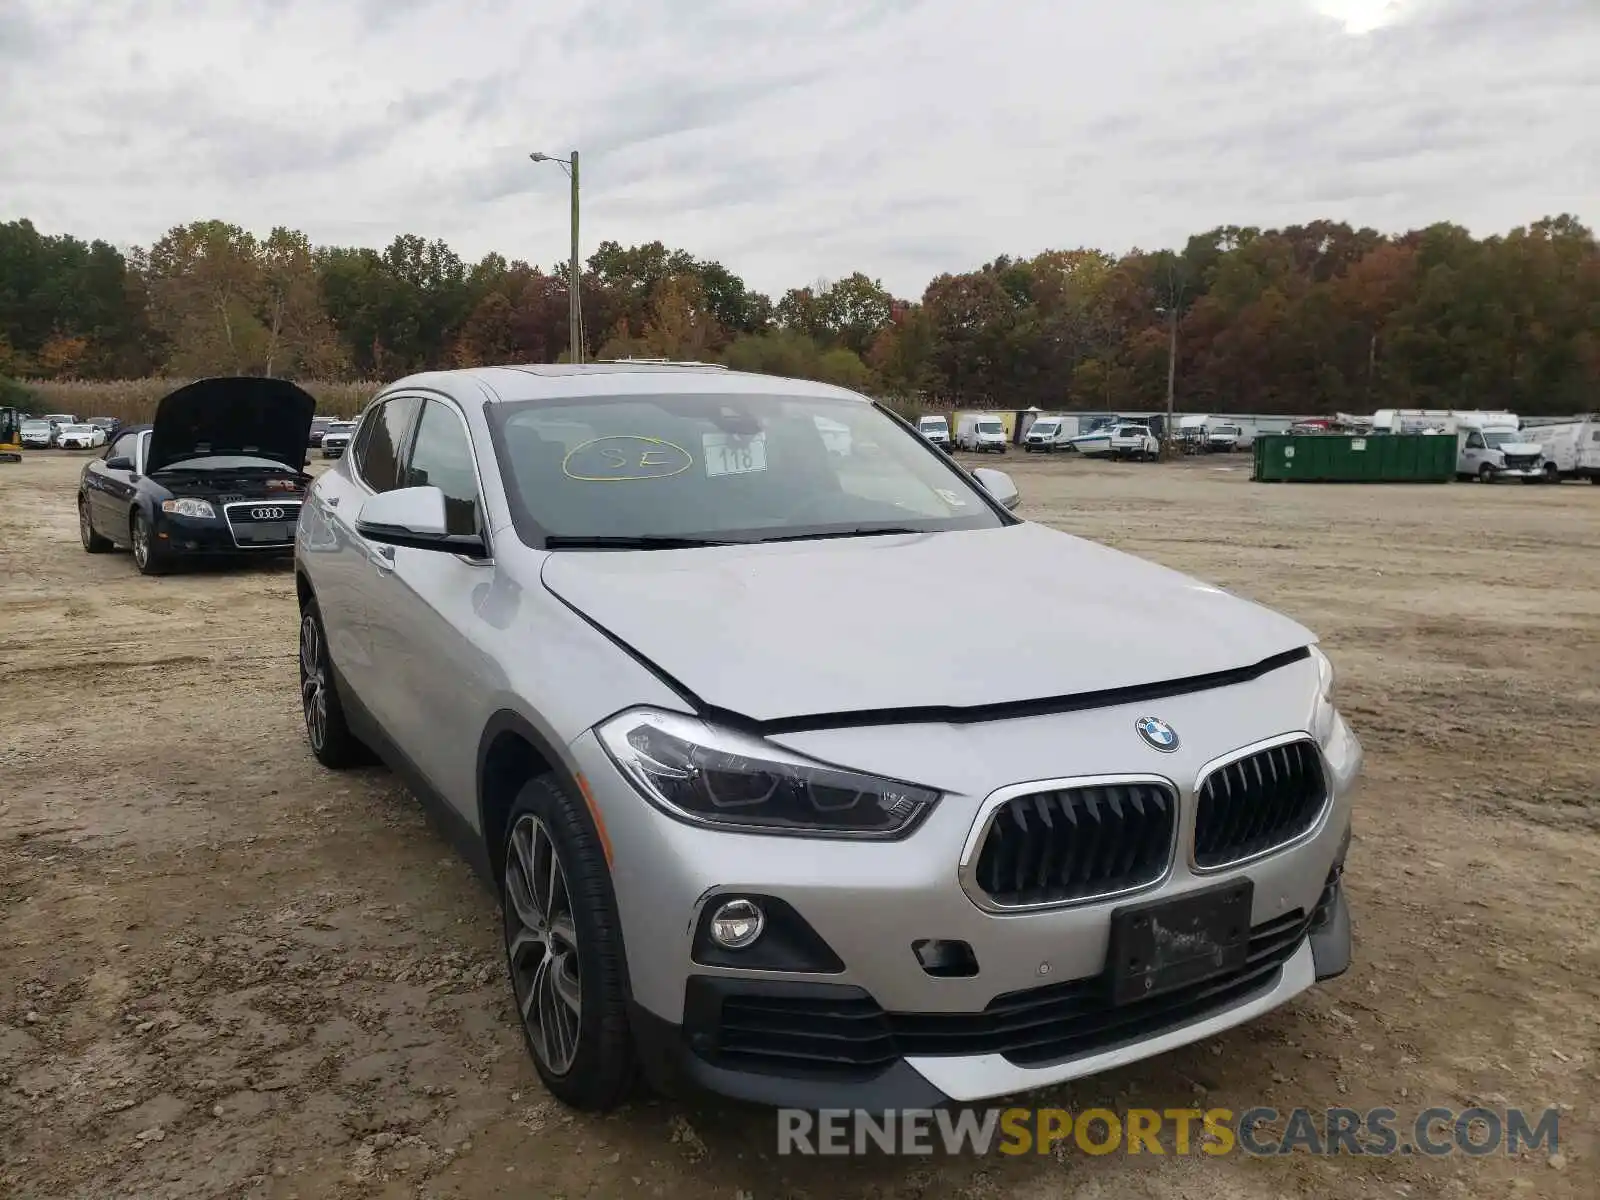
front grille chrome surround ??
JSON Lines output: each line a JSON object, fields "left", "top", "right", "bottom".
{"left": 222, "top": 500, "right": 303, "bottom": 549}
{"left": 1189, "top": 733, "right": 1331, "bottom": 873}
{"left": 958, "top": 774, "right": 1179, "bottom": 914}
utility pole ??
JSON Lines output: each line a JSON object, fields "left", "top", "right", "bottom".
{"left": 568, "top": 150, "right": 581, "bottom": 364}
{"left": 1156, "top": 304, "right": 1178, "bottom": 459}
{"left": 530, "top": 149, "right": 583, "bottom": 363}
{"left": 1165, "top": 305, "right": 1177, "bottom": 452}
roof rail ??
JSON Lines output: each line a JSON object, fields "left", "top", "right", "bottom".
{"left": 596, "top": 357, "right": 729, "bottom": 369}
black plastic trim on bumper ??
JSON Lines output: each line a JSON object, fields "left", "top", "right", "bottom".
{"left": 1309, "top": 881, "right": 1352, "bottom": 980}
{"left": 628, "top": 998, "right": 950, "bottom": 1111}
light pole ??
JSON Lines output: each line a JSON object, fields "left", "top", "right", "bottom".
{"left": 530, "top": 150, "right": 582, "bottom": 364}
{"left": 1155, "top": 303, "right": 1178, "bottom": 459}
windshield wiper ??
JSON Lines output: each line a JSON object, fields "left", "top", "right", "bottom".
{"left": 543, "top": 534, "right": 743, "bottom": 550}
{"left": 756, "top": 526, "right": 924, "bottom": 544}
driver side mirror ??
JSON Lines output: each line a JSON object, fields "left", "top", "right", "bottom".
{"left": 971, "top": 467, "right": 1020, "bottom": 511}
{"left": 105, "top": 455, "right": 133, "bottom": 471}
{"left": 356, "top": 485, "right": 487, "bottom": 558}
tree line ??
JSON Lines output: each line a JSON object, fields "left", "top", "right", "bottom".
{"left": 2, "top": 213, "right": 1596, "bottom": 415}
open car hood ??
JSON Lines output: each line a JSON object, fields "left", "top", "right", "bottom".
{"left": 146, "top": 377, "right": 316, "bottom": 474}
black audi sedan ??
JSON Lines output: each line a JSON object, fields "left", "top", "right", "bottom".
{"left": 77, "top": 377, "right": 316, "bottom": 576}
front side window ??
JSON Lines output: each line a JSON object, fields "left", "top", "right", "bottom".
{"left": 1466, "top": 433, "right": 1486, "bottom": 449}
{"left": 487, "top": 393, "right": 1009, "bottom": 547}
{"left": 353, "top": 397, "right": 421, "bottom": 492}
{"left": 107, "top": 432, "right": 139, "bottom": 463}
{"left": 405, "top": 400, "right": 481, "bottom": 536}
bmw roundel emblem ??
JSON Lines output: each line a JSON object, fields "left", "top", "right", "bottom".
{"left": 1135, "top": 716, "right": 1180, "bottom": 753}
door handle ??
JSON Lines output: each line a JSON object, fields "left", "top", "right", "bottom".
{"left": 326, "top": 495, "right": 340, "bottom": 507}
{"left": 369, "top": 543, "right": 395, "bottom": 570}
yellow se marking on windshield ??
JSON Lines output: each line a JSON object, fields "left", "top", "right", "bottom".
{"left": 562, "top": 436, "right": 694, "bottom": 482}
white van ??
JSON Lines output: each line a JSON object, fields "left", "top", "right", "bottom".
{"left": 956, "top": 414, "right": 1008, "bottom": 453}
{"left": 915, "top": 414, "right": 951, "bottom": 451}
{"left": 1450, "top": 415, "right": 1543, "bottom": 483}
{"left": 1522, "top": 417, "right": 1600, "bottom": 483}
{"left": 1022, "top": 415, "right": 1078, "bottom": 452}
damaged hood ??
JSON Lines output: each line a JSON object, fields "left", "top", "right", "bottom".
{"left": 540, "top": 522, "right": 1315, "bottom": 724}
{"left": 147, "top": 377, "right": 316, "bottom": 474}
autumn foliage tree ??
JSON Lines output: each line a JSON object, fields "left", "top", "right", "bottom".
{"left": 2, "top": 212, "right": 1597, "bottom": 416}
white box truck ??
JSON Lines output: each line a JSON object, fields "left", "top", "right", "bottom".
{"left": 1373, "top": 410, "right": 1543, "bottom": 482}
{"left": 1522, "top": 417, "right": 1600, "bottom": 483}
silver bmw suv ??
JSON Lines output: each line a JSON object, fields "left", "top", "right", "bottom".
{"left": 294, "top": 363, "right": 1361, "bottom": 1112}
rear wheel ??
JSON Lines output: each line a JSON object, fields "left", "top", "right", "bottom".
{"left": 1542, "top": 463, "right": 1560, "bottom": 484}
{"left": 79, "top": 496, "right": 112, "bottom": 553}
{"left": 130, "top": 511, "right": 170, "bottom": 575}
{"left": 502, "top": 776, "right": 635, "bottom": 1110}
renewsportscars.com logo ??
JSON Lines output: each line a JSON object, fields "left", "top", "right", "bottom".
{"left": 777, "top": 1106, "right": 1562, "bottom": 1158}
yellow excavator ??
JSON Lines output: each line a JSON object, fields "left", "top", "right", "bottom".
{"left": 0, "top": 407, "right": 23, "bottom": 462}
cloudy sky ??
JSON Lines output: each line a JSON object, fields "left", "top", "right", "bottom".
{"left": 2, "top": 0, "right": 1595, "bottom": 297}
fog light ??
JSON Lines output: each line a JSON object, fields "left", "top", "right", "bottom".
{"left": 708, "top": 899, "right": 764, "bottom": 949}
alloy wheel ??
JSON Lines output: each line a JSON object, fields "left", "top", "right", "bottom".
{"left": 79, "top": 500, "right": 93, "bottom": 547}
{"left": 505, "top": 814, "right": 583, "bottom": 1074}
{"left": 132, "top": 517, "right": 149, "bottom": 567}
{"left": 299, "top": 613, "right": 327, "bottom": 751}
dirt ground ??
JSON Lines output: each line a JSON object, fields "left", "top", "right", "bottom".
{"left": 2, "top": 448, "right": 1596, "bottom": 1200}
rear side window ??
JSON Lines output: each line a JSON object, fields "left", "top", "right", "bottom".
{"left": 353, "top": 397, "right": 422, "bottom": 492}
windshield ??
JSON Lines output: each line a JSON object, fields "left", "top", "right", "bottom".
{"left": 977, "top": 421, "right": 1003, "bottom": 434}
{"left": 918, "top": 417, "right": 946, "bottom": 430}
{"left": 22, "top": 420, "right": 49, "bottom": 431}
{"left": 1214, "top": 426, "right": 1240, "bottom": 436}
{"left": 61, "top": 425, "right": 91, "bottom": 434}
{"left": 488, "top": 393, "right": 1009, "bottom": 546}
{"left": 325, "top": 424, "right": 355, "bottom": 434}
{"left": 1481, "top": 430, "right": 1518, "bottom": 447}
{"left": 1030, "top": 421, "right": 1058, "bottom": 435}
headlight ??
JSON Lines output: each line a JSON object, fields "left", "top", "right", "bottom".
{"left": 161, "top": 498, "right": 216, "bottom": 519}
{"left": 596, "top": 709, "right": 938, "bottom": 839}
{"left": 1309, "top": 644, "right": 1338, "bottom": 744}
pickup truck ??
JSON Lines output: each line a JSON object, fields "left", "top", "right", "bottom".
{"left": 1109, "top": 424, "right": 1160, "bottom": 461}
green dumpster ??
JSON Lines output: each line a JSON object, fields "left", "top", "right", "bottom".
{"left": 1252, "top": 434, "right": 1456, "bottom": 483}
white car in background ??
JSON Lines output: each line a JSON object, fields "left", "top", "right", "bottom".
{"left": 20, "top": 419, "right": 55, "bottom": 449}
{"left": 56, "top": 423, "right": 108, "bottom": 450}
{"left": 320, "top": 421, "right": 358, "bottom": 458}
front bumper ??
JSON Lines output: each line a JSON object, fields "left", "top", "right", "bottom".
{"left": 571, "top": 663, "right": 1362, "bottom": 1107}
{"left": 153, "top": 507, "right": 299, "bottom": 555}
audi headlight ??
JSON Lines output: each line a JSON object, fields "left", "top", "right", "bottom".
{"left": 161, "top": 498, "right": 216, "bottom": 519}
{"left": 1309, "top": 644, "right": 1338, "bottom": 744}
{"left": 597, "top": 709, "right": 938, "bottom": 839}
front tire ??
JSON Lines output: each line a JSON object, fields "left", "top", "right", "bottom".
{"left": 130, "top": 511, "right": 170, "bottom": 575}
{"left": 299, "top": 601, "right": 372, "bottom": 769}
{"left": 1478, "top": 464, "right": 1497, "bottom": 484}
{"left": 79, "top": 496, "right": 112, "bottom": 553}
{"left": 502, "top": 776, "right": 635, "bottom": 1111}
